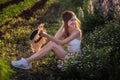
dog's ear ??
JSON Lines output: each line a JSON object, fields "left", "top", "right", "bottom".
{"left": 38, "top": 23, "right": 44, "bottom": 29}
{"left": 39, "top": 23, "right": 46, "bottom": 32}
{"left": 41, "top": 23, "right": 44, "bottom": 28}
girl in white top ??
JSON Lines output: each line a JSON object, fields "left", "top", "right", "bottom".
{"left": 11, "top": 10, "right": 82, "bottom": 69}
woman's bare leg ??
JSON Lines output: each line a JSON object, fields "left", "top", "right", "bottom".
{"left": 26, "top": 42, "right": 67, "bottom": 63}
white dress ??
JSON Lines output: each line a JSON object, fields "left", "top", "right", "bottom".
{"left": 67, "top": 39, "right": 81, "bottom": 53}
{"left": 57, "top": 39, "right": 81, "bottom": 68}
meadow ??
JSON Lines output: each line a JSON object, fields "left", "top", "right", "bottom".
{"left": 0, "top": 0, "right": 120, "bottom": 80}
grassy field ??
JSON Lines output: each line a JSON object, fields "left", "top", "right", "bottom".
{"left": 0, "top": 0, "right": 120, "bottom": 80}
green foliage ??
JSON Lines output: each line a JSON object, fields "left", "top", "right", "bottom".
{"left": 57, "top": 0, "right": 78, "bottom": 13}
{"left": 0, "top": 0, "right": 119, "bottom": 80}
{"left": 0, "top": 58, "right": 15, "bottom": 80}
{"left": 63, "top": 46, "right": 112, "bottom": 80}
{"left": 62, "top": 21, "right": 120, "bottom": 80}
{"left": 82, "top": 14, "right": 104, "bottom": 33}
{"left": 0, "top": 0, "right": 10, "bottom": 4}
{"left": 32, "top": 0, "right": 57, "bottom": 20}
{"left": 0, "top": 0, "right": 39, "bottom": 25}
{"left": 71, "top": 0, "right": 83, "bottom": 7}
{"left": 83, "top": 21, "right": 120, "bottom": 52}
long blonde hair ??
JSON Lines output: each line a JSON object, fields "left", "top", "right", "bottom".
{"left": 30, "top": 24, "right": 47, "bottom": 52}
{"left": 62, "top": 10, "right": 81, "bottom": 38}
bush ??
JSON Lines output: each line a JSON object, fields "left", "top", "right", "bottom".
{"left": 62, "top": 21, "right": 120, "bottom": 80}
{"left": 83, "top": 20, "right": 120, "bottom": 52}
{"left": 0, "top": 58, "right": 15, "bottom": 80}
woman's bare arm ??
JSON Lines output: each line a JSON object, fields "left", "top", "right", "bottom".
{"left": 54, "top": 22, "right": 64, "bottom": 39}
{"left": 41, "top": 30, "right": 80, "bottom": 45}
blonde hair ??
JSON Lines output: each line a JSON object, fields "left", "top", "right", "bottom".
{"left": 62, "top": 10, "right": 81, "bottom": 38}
{"left": 30, "top": 24, "right": 47, "bottom": 52}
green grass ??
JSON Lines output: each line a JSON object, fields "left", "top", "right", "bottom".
{"left": 0, "top": 0, "right": 11, "bottom": 4}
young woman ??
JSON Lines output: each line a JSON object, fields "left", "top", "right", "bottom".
{"left": 11, "top": 10, "right": 82, "bottom": 69}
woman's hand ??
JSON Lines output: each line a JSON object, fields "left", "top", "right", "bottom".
{"left": 39, "top": 30, "right": 47, "bottom": 37}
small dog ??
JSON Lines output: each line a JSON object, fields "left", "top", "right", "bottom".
{"left": 30, "top": 23, "right": 47, "bottom": 53}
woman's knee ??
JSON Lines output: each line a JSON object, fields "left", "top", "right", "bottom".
{"left": 49, "top": 42, "right": 58, "bottom": 48}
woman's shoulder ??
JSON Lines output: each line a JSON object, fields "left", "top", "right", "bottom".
{"left": 74, "top": 29, "right": 82, "bottom": 39}
{"left": 77, "top": 29, "right": 82, "bottom": 35}
{"left": 74, "top": 29, "right": 81, "bottom": 34}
